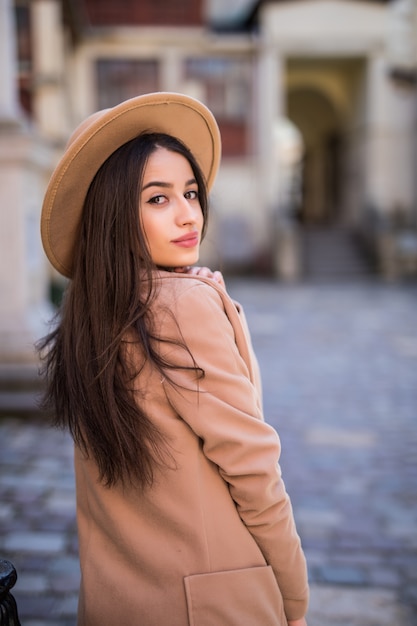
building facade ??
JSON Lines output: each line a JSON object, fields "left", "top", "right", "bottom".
{"left": 12, "top": 0, "right": 417, "bottom": 281}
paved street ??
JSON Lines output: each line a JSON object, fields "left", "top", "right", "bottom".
{"left": 1, "top": 277, "right": 417, "bottom": 625}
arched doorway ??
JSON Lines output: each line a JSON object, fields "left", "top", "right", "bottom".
{"left": 283, "top": 56, "right": 372, "bottom": 278}
{"left": 288, "top": 87, "right": 342, "bottom": 225}
{"left": 286, "top": 57, "right": 366, "bottom": 225}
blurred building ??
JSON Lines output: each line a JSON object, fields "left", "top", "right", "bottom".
{"left": 8, "top": 0, "right": 417, "bottom": 284}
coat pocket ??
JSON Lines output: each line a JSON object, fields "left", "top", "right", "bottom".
{"left": 184, "top": 565, "right": 287, "bottom": 626}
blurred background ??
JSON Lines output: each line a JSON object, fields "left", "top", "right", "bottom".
{"left": 1, "top": 0, "right": 417, "bottom": 365}
{"left": 0, "top": 1, "right": 417, "bottom": 624}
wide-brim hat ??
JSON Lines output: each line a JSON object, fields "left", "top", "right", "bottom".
{"left": 41, "top": 92, "right": 221, "bottom": 278}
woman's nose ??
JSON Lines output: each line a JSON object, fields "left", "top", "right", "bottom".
{"left": 177, "top": 197, "right": 197, "bottom": 225}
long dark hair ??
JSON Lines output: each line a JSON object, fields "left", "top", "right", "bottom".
{"left": 38, "top": 133, "right": 209, "bottom": 488}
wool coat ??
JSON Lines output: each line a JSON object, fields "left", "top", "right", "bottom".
{"left": 75, "top": 271, "right": 309, "bottom": 626}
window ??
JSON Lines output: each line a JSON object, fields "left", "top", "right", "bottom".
{"left": 184, "top": 57, "right": 252, "bottom": 156}
{"left": 96, "top": 59, "right": 159, "bottom": 109}
{"left": 15, "top": 2, "right": 32, "bottom": 114}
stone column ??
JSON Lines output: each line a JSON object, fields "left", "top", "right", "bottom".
{"left": 161, "top": 47, "right": 182, "bottom": 93}
{"left": 387, "top": 0, "right": 417, "bottom": 75}
{"left": 365, "top": 50, "right": 417, "bottom": 278}
{"left": 387, "top": 0, "right": 417, "bottom": 227}
{"left": 257, "top": 41, "right": 300, "bottom": 280}
{"left": 31, "top": 0, "right": 69, "bottom": 142}
{"left": 256, "top": 43, "right": 285, "bottom": 209}
{"left": 366, "top": 51, "right": 415, "bottom": 217}
{"left": 0, "top": 0, "right": 53, "bottom": 366}
{"left": 365, "top": 53, "right": 394, "bottom": 215}
{"left": 0, "top": 0, "right": 22, "bottom": 126}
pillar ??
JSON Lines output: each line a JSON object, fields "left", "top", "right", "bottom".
{"left": 31, "top": 0, "right": 69, "bottom": 142}
{"left": 388, "top": 0, "right": 417, "bottom": 226}
{"left": 0, "top": 0, "right": 23, "bottom": 126}
{"left": 365, "top": 53, "right": 394, "bottom": 215}
{"left": 257, "top": 43, "right": 285, "bottom": 210}
{"left": 257, "top": 36, "right": 301, "bottom": 280}
{"left": 0, "top": 0, "right": 53, "bottom": 364}
{"left": 161, "top": 47, "right": 183, "bottom": 92}
{"left": 367, "top": 51, "right": 415, "bottom": 217}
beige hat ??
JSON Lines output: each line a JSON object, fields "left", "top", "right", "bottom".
{"left": 41, "top": 92, "right": 221, "bottom": 278}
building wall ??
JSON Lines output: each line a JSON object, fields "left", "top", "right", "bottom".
{"left": 84, "top": 0, "right": 204, "bottom": 26}
{"left": 257, "top": 0, "right": 417, "bottom": 274}
{"left": 22, "top": 0, "right": 417, "bottom": 276}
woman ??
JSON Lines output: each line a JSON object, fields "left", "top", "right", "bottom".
{"left": 39, "top": 92, "right": 309, "bottom": 626}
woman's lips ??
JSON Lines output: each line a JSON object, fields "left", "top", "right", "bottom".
{"left": 172, "top": 233, "right": 199, "bottom": 248}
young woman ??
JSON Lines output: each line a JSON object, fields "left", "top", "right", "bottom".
{"left": 39, "top": 92, "right": 309, "bottom": 626}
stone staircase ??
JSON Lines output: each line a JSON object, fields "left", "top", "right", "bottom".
{"left": 301, "top": 226, "right": 374, "bottom": 281}
{"left": 0, "top": 362, "right": 45, "bottom": 417}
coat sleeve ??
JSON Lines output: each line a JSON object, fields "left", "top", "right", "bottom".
{"left": 158, "top": 280, "right": 309, "bottom": 621}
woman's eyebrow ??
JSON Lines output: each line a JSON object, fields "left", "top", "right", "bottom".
{"left": 142, "top": 178, "right": 197, "bottom": 191}
{"left": 142, "top": 180, "right": 172, "bottom": 191}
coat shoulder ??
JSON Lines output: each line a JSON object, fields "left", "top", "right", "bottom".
{"left": 154, "top": 273, "right": 227, "bottom": 315}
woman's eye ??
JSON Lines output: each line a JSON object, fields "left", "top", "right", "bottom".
{"left": 185, "top": 190, "right": 198, "bottom": 200}
{"left": 148, "top": 195, "right": 166, "bottom": 205}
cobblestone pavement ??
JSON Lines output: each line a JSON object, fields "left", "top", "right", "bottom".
{"left": 1, "top": 278, "right": 417, "bottom": 625}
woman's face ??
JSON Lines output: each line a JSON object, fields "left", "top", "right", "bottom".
{"left": 140, "top": 147, "right": 204, "bottom": 269}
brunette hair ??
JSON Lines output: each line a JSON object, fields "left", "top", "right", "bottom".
{"left": 39, "top": 133, "right": 209, "bottom": 488}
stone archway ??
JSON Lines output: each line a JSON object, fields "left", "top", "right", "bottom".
{"left": 288, "top": 86, "right": 341, "bottom": 225}
{"left": 285, "top": 56, "right": 366, "bottom": 227}
{"left": 282, "top": 56, "right": 372, "bottom": 278}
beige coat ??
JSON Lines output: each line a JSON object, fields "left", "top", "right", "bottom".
{"left": 75, "top": 271, "right": 309, "bottom": 626}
